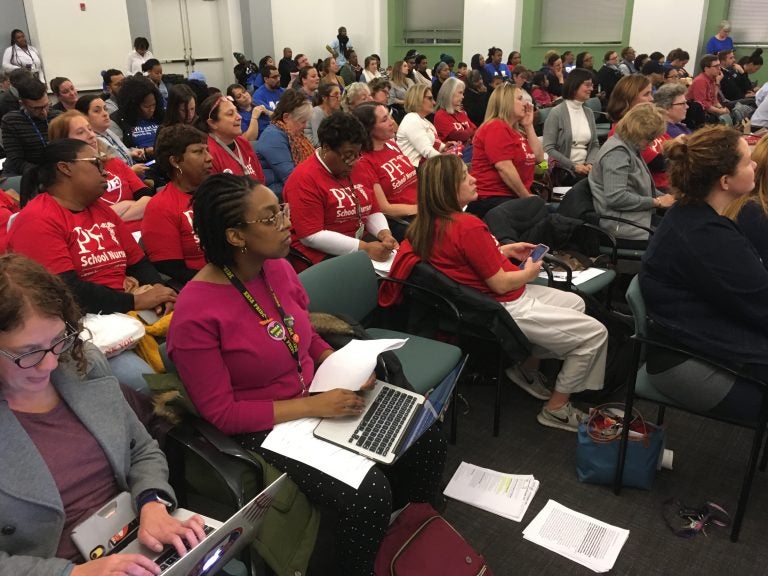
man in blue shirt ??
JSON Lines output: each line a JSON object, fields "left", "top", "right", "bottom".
{"left": 252, "top": 65, "right": 285, "bottom": 138}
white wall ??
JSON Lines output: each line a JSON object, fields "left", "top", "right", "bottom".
{"left": 270, "top": 0, "right": 386, "bottom": 67}
{"left": 462, "top": 0, "right": 524, "bottom": 64}
{"left": 629, "top": 0, "right": 707, "bottom": 72}
{"left": 24, "top": 0, "right": 132, "bottom": 90}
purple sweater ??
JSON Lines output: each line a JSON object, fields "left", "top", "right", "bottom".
{"left": 168, "top": 259, "right": 332, "bottom": 434}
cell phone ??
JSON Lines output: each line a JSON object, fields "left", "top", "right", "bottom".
{"left": 143, "top": 159, "right": 156, "bottom": 166}
{"left": 137, "top": 309, "right": 160, "bottom": 325}
{"left": 519, "top": 244, "right": 549, "bottom": 268}
{"left": 530, "top": 243, "right": 549, "bottom": 262}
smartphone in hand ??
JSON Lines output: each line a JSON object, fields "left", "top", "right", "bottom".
{"left": 519, "top": 244, "right": 549, "bottom": 268}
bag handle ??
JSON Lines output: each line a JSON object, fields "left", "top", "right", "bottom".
{"left": 586, "top": 402, "right": 650, "bottom": 446}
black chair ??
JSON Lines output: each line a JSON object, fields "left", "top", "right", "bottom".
{"left": 404, "top": 261, "right": 532, "bottom": 436}
{"left": 614, "top": 276, "right": 768, "bottom": 542}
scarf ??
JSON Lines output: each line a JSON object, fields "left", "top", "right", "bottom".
{"left": 274, "top": 119, "right": 314, "bottom": 166}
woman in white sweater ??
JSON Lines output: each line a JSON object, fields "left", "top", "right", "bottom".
{"left": 396, "top": 84, "right": 455, "bottom": 167}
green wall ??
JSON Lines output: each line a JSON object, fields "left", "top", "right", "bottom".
{"left": 703, "top": 0, "right": 768, "bottom": 84}
{"left": 387, "top": 0, "right": 463, "bottom": 67}
{"left": 519, "top": 0, "right": 635, "bottom": 71}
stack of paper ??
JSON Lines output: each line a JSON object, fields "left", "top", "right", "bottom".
{"left": 261, "top": 418, "right": 375, "bottom": 489}
{"left": 523, "top": 500, "right": 629, "bottom": 573}
{"left": 442, "top": 461, "right": 540, "bottom": 522}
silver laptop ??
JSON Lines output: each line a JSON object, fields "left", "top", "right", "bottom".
{"left": 313, "top": 357, "right": 465, "bottom": 465}
{"left": 72, "top": 474, "right": 286, "bottom": 575}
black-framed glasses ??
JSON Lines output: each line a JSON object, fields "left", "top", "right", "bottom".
{"left": 240, "top": 203, "right": 291, "bottom": 231}
{"left": 0, "top": 324, "right": 79, "bottom": 369}
{"left": 69, "top": 157, "right": 105, "bottom": 172}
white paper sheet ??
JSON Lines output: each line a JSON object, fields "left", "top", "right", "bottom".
{"left": 538, "top": 267, "right": 607, "bottom": 286}
{"left": 443, "top": 461, "right": 539, "bottom": 522}
{"left": 523, "top": 500, "right": 629, "bottom": 573}
{"left": 371, "top": 249, "right": 397, "bottom": 276}
{"left": 308, "top": 338, "right": 407, "bottom": 393}
{"left": 261, "top": 418, "right": 375, "bottom": 489}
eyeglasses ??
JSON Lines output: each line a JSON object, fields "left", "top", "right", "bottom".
{"left": 240, "top": 203, "right": 291, "bottom": 231}
{"left": 0, "top": 325, "right": 79, "bottom": 369}
{"left": 335, "top": 149, "right": 362, "bottom": 166}
{"left": 69, "top": 157, "right": 105, "bottom": 172}
{"left": 708, "top": 63, "right": 722, "bottom": 68}
{"left": 208, "top": 95, "right": 234, "bottom": 120}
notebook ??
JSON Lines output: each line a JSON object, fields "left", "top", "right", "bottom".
{"left": 72, "top": 474, "right": 286, "bottom": 575}
{"left": 313, "top": 357, "right": 465, "bottom": 464}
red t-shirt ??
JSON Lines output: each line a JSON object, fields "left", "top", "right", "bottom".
{"left": 641, "top": 133, "right": 671, "bottom": 190}
{"left": 428, "top": 212, "right": 524, "bottom": 302}
{"left": 284, "top": 152, "right": 380, "bottom": 264}
{"left": 141, "top": 181, "right": 205, "bottom": 270}
{"left": 208, "top": 135, "right": 266, "bottom": 182}
{"left": 433, "top": 110, "right": 477, "bottom": 144}
{"left": 0, "top": 191, "right": 20, "bottom": 254}
{"left": 353, "top": 141, "right": 418, "bottom": 206}
{"left": 471, "top": 119, "right": 536, "bottom": 199}
{"left": 687, "top": 73, "right": 718, "bottom": 111}
{"left": 8, "top": 193, "right": 145, "bottom": 289}
{"left": 100, "top": 158, "right": 146, "bottom": 206}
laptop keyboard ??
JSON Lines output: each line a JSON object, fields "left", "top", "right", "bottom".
{"left": 349, "top": 386, "right": 417, "bottom": 456}
{"left": 156, "top": 524, "right": 215, "bottom": 571}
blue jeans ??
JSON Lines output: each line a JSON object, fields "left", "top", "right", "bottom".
{"left": 108, "top": 349, "right": 153, "bottom": 395}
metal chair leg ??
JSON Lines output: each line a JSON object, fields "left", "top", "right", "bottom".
{"left": 730, "top": 417, "right": 767, "bottom": 541}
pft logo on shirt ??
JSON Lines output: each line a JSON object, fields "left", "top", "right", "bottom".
{"left": 381, "top": 154, "right": 416, "bottom": 192}
{"left": 331, "top": 184, "right": 370, "bottom": 219}
{"left": 73, "top": 223, "right": 125, "bottom": 268}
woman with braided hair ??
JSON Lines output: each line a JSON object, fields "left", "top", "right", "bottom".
{"left": 167, "top": 173, "right": 447, "bottom": 575}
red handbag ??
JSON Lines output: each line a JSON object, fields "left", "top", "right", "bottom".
{"left": 374, "top": 503, "right": 492, "bottom": 576}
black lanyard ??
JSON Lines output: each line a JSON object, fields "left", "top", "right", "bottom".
{"left": 221, "top": 265, "right": 305, "bottom": 394}
{"left": 23, "top": 110, "right": 46, "bottom": 147}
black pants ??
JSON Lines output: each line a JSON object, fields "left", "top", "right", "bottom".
{"left": 236, "top": 425, "right": 447, "bottom": 576}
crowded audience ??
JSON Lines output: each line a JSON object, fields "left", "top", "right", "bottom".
{"left": 3, "top": 27, "right": 768, "bottom": 575}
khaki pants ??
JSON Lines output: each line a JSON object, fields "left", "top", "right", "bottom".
{"left": 502, "top": 284, "right": 608, "bottom": 394}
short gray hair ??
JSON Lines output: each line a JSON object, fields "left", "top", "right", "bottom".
{"left": 654, "top": 82, "right": 687, "bottom": 110}
{"left": 435, "top": 77, "right": 464, "bottom": 114}
{"left": 719, "top": 20, "right": 731, "bottom": 32}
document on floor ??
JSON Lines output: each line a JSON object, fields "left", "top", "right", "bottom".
{"left": 261, "top": 418, "right": 375, "bottom": 489}
{"left": 442, "top": 461, "right": 540, "bottom": 522}
{"left": 522, "top": 499, "right": 629, "bottom": 573}
{"left": 308, "top": 338, "right": 407, "bottom": 393}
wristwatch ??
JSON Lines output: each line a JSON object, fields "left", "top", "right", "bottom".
{"left": 137, "top": 490, "right": 174, "bottom": 512}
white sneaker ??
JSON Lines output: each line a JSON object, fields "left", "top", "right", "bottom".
{"left": 537, "top": 402, "right": 587, "bottom": 432}
{"left": 505, "top": 365, "right": 552, "bottom": 400}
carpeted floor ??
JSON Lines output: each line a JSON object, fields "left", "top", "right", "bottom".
{"left": 440, "top": 377, "right": 768, "bottom": 576}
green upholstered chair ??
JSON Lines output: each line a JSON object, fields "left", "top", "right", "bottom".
{"left": 298, "top": 251, "right": 464, "bottom": 398}
{"left": 615, "top": 276, "right": 768, "bottom": 542}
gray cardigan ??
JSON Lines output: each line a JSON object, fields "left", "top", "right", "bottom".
{"left": 542, "top": 101, "right": 600, "bottom": 170}
{"left": 589, "top": 135, "right": 657, "bottom": 241}
{"left": 0, "top": 344, "right": 174, "bottom": 576}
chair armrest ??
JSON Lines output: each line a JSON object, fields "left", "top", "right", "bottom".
{"left": 165, "top": 419, "right": 264, "bottom": 509}
{"left": 541, "top": 253, "right": 573, "bottom": 286}
{"left": 633, "top": 334, "right": 767, "bottom": 389}
{"left": 386, "top": 215, "right": 411, "bottom": 227}
{"left": 599, "top": 214, "right": 655, "bottom": 235}
{"left": 288, "top": 247, "right": 313, "bottom": 268}
{"left": 378, "top": 275, "right": 463, "bottom": 325}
